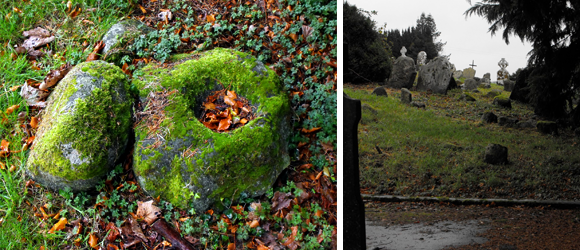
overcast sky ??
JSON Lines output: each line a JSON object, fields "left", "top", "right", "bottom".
{"left": 345, "top": 0, "right": 533, "bottom": 80}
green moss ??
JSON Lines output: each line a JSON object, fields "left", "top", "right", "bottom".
{"left": 133, "top": 48, "right": 290, "bottom": 209}
{"left": 27, "top": 61, "right": 132, "bottom": 188}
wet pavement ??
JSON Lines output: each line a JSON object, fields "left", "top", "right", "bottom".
{"left": 366, "top": 219, "right": 489, "bottom": 250}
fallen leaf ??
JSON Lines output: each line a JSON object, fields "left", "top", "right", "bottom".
{"left": 5, "top": 105, "right": 19, "bottom": 115}
{"left": 9, "top": 165, "right": 16, "bottom": 172}
{"left": 217, "top": 115, "right": 231, "bottom": 131}
{"left": 39, "top": 63, "right": 72, "bottom": 90}
{"left": 69, "top": 7, "right": 81, "bottom": 18}
{"left": 30, "top": 117, "right": 38, "bottom": 129}
{"left": 301, "top": 127, "right": 321, "bottom": 134}
{"left": 48, "top": 217, "right": 67, "bottom": 233}
{"left": 228, "top": 243, "right": 236, "bottom": 250}
{"left": 23, "top": 27, "right": 50, "bottom": 37}
{"left": 136, "top": 200, "right": 161, "bottom": 225}
{"left": 20, "top": 84, "right": 49, "bottom": 107}
{"left": 207, "top": 14, "right": 216, "bottom": 23}
{"left": 288, "top": 33, "right": 298, "bottom": 42}
{"left": 157, "top": 9, "right": 172, "bottom": 21}
{"left": 224, "top": 95, "right": 235, "bottom": 106}
{"left": 22, "top": 36, "right": 55, "bottom": 51}
{"left": 88, "top": 233, "right": 99, "bottom": 249}
{"left": 85, "top": 41, "right": 104, "bottom": 62}
{"left": 138, "top": 4, "right": 147, "bottom": 14}
{"left": 249, "top": 219, "right": 260, "bottom": 228}
{"left": 271, "top": 192, "right": 293, "bottom": 211}
{"left": 302, "top": 25, "right": 313, "bottom": 40}
{"left": 9, "top": 85, "right": 21, "bottom": 92}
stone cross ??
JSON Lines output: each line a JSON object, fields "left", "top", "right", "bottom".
{"left": 400, "top": 46, "right": 407, "bottom": 57}
{"left": 417, "top": 51, "right": 427, "bottom": 66}
{"left": 343, "top": 93, "right": 366, "bottom": 249}
{"left": 498, "top": 58, "right": 508, "bottom": 70}
{"left": 469, "top": 60, "right": 477, "bottom": 69}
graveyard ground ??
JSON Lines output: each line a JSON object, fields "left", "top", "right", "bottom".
{"left": 0, "top": 0, "right": 337, "bottom": 249}
{"left": 345, "top": 83, "right": 580, "bottom": 249}
{"left": 344, "top": 83, "right": 580, "bottom": 201}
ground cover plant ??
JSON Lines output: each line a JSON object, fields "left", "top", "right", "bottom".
{"left": 345, "top": 84, "right": 580, "bottom": 202}
{"left": 0, "top": 0, "right": 336, "bottom": 249}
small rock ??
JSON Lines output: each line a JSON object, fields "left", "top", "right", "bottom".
{"left": 411, "top": 101, "right": 425, "bottom": 108}
{"left": 485, "top": 89, "right": 502, "bottom": 98}
{"left": 484, "top": 143, "right": 508, "bottom": 165}
{"left": 460, "top": 93, "right": 476, "bottom": 102}
{"left": 481, "top": 112, "right": 497, "bottom": 123}
{"left": 372, "top": 86, "right": 388, "bottom": 97}
{"left": 401, "top": 88, "right": 412, "bottom": 104}
{"left": 493, "top": 97, "right": 512, "bottom": 109}
{"left": 537, "top": 121, "right": 558, "bottom": 135}
{"left": 503, "top": 79, "right": 515, "bottom": 92}
{"left": 362, "top": 103, "right": 378, "bottom": 115}
{"left": 463, "top": 78, "right": 478, "bottom": 91}
{"left": 517, "top": 119, "right": 536, "bottom": 128}
{"left": 498, "top": 116, "right": 518, "bottom": 127}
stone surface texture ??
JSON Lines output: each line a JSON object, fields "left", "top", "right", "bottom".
{"left": 464, "top": 78, "right": 478, "bottom": 91}
{"left": 401, "top": 88, "right": 412, "bottom": 104}
{"left": 417, "top": 57, "right": 454, "bottom": 94}
{"left": 386, "top": 56, "right": 416, "bottom": 89}
{"left": 26, "top": 61, "right": 133, "bottom": 192}
{"left": 484, "top": 143, "right": 508, "bottom": 165}
{"left": 132, "top": 48, "right": 291, "bottom": 211}
{"left": 102, "top": 19, "right": 155, "bottom": 65}
{"left": 372, "top": 86, "right": 388, "bottom": 97}
{"left": 462, "top": 68, "right": 476, "bottom": 79}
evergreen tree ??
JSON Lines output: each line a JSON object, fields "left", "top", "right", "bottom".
{"left": 386, "top": 13, "right": 443, "bottom": 61}
{"left": 465, "top": 0, "right": 580, "bottom": 121}
{"left": 343, "top": 2, "right": 392, "bottom": 83}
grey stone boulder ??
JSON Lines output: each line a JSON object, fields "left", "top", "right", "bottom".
{"left": 102, "top": 19, "right": 155, "bottom": 65}
{"left": 463, "top": 78, "right": 478, "bottom": 91}
{"left": 26, "top": 61, "right": 133, "bottom": 192}
{"left": 401, "top": 88, "right": 412, "bottom": 104}
{"left": 484, "top": 143, "right": 508, "bottom": 165}
{"left": 385, "top": 56, "right": 416, "bottom": 89}
{"left": 132, "top": 48, "right": 291, "bottom": 211}
{"left": 537, "top": 121, "right": 558, "bottom": 135}
{"left": 518, "top": 119, "right": 536, "bottom": 128}
{"left": 485, "top": 89, "right": 502, "bottom": 98}
{"left": 460, "top": 93, "right": 476, "bottom": 102}
{"left": 481, "top": 112, "right": 498, "bottom": 124}
{"left": 503, "top": 79, "right": 515, "bottom": 92}
{"left": 417, "top": 57, "right": 454, "bottom": 94}
{"left": 498, "top": 117, "right": 518, "bottom": 127}
{"left": 411, "top": 101, "right": 426, "bottom": 108}
{"left": 493, "top": 97, "right": 512, "bottom": 109}
{"left": 372, "top": 86, "right": 388, "bottom": 97}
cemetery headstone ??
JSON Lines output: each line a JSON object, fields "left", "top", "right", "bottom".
{"left": 343, "top": 93, "right": 366, "bottom": 250}
{"left": 497, "top": 58, "right": 509, "bottom": 85}
{"left": 372, "top": 86, "right": 388, "bottom": 97}
{"left": 385, "top": 54, "right": 416, "bottom": 89}
{"left": 416, "top": 57, "right": 454, "bottom": 94}
{"left": 417, "top": 51, "right": 427, "bottom": 66}
{"left": 462, "top": 68, "right": 476, "bottom": 79}
{"left": 401, "top": 88, "right": 412, "bottom": 104}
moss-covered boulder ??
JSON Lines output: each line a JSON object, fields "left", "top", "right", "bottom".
{"left": 132, "top": 48, "right": 291, "bottom": 211}
{"left": 102, "top": 19, "right": 154, "bottom": 65}
{"left": 26, "top": 61, "right": 133, "bottom": 192}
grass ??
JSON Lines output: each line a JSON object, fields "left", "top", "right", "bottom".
{"left": 346, "top": 83, "right": 580, "bottom": 201}
{"left": 0, "top": 0, "right": 336, "bottom": 249}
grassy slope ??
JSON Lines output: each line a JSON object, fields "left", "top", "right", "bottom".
{"left": 346, "top": 84, "right": 580, "bottom": 201}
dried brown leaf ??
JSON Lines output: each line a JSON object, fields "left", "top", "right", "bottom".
{"left": 23, "top": 27, "right": 50, "bottom": 37}
{"left": 136, "top": 200, "right": 161, "bottom": 225}
{"left": 271, "top": 192, "right": 293, "bottom": 211}
{"left": 39, "top": 63, "right": 72, "bottom": 90}
{"left": 48, "top": 217, "right": 67, "bottom": 234}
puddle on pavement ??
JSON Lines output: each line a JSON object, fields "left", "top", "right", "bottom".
{"left": 366, "top": 219, "right": 490, "bottom": 250}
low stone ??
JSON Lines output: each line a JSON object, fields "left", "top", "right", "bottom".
{"left": 460, "top": 93, "right": 476, "bottom": 102}
{"left": 518, "top": 120, "right": 536, "bottom": 128}
{"left": 481, "top": 112, "right": 498, "bottom": 123}
{"left": 484, "top": 143, "right": 508, "bottom": 165}
{"left": 463, "top": 78, "right": 478, "bottom": 91}
{"left": 485, "top": 89, "right": 502, "bottom": 98}
{"left": 453, "top": 70, "right": 462, "bottom": 79}
{"left": 537, "top": 121, "right": 558, "bottom": 135}
{"left": 471, "top": 89, "right": 480, "bottom": 93}
{"left": 462, "top": 68, "right": 476, "bottom": 79}
{"left": 483, "top": 73, "right": 491, "bottom": 80}
{"left": 411, "top": 101, "right": 426, "bottom": 108}
{"left": 26, "top": 61, "right": 133, "bottom": 192}
{"left": 372, "top": 86, "right": 388, "bottom": 97}
{"left": 493, "top": 97, "right": 512, "bottom": 109}
{"left": 417, "top": 57, "right": 454, "bottom": 94}
{"left": 385, "top": 56, "right": 416, "bottom": 89}
{"left": 132, "top": 48, "right": 291, "bottom": 211}
{"left": 498, "top": 117, "right": 518, "bottom": 127}
{"left": 401, "top": 88, "right": 412, "bottom": 104}
{"left": 362, "top": 103, "right": 378, "bottom": 115}
{"left": 102, "top": 19, "right": 155, "bottom": 66}
{"left": 503, "top": 79, "right": 515, "bottom": 92}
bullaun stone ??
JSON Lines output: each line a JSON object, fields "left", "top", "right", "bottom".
{"left": 132, "top": 48, "right": 291, "bottom": 211}
{"left": 386, "top": 56, "right": 416, "bottom": 89}
{"left": 26, "top": 61, "right": 133, "bottom": 192}
{"left": 417, "top": 57, "right": 453, "bottom": 94}
{"left": 484, "top": 143, "right": 508, "bottom": 165}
